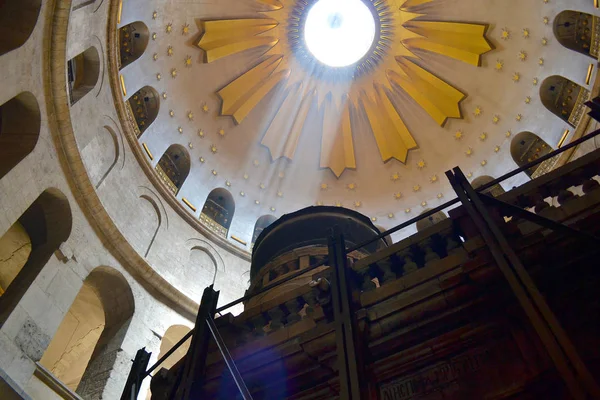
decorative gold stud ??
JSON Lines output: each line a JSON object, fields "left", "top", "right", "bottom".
{"left": 255, "top": 200, "right": 260, "bottom": 205}
{"left": 210, "top": 144, "right": 217, "bottom": 153}
{"left": 393, "top": 192, "right": 402, "bottom": 200}
{"left": 166, "top": 23, "right": 173, "bottom": 33}
{"left": 465, "top": 147, "right": 474, "bottom": 156}
{"left": 492, "top": 115, "right": 500, "bottom": 124}
{"left": 253, "top": 159, "right": 260, "bottom": 167}
{"left": 437, "top": 193, "right": 444, "bottom": 199}
{"left": 243, "top": 173, "right": 249, "bottom": 180}
{"left": 525, "top": 96, "right": 531, "bottom": 104}
{"left": 518, "top": 51, "right": 527, "bottom": 61}
{"left": 391, "top": 172, "right": 400, "bottom": 181}
{"left": 506, "top": 130, "right": 512, "bottom": 138}
{"left": 317, "top": 201, "right": 324, "bottom": 206}
{"left": 347, "top": 183, "right": 357, "bottom": 190}
{"left": 259, "top": 183, "right": 266, "bottom": 190}
{"left": 218, "top": 128, "right": 225, "bottom": 137}
{"left": 543, "top": 16, "right": 549, "bottom": 25}
{"left": 388, "top": 213, "right": 395, "bottom": 219}
{"left": 197, "top": 129, "right": 204, "bottom": 138}
{"left": 430, "top": 175, "right": 438, "bottom": 183}
{"left": 417, "top": 160, "right": 426, "bottom": 169}
{"left": 188, "top": 142, "right": 193, "bottom": 149}
{"left": 152, "top": 11, "right": 158, "bottom": 19}
{"left": 516, "top": 114, "right": 523, "bottom": 121}
{"left": 167, "top": 46, "right": 173, "bottom": 56}
{"left": 354, "top": 201, "right": 362, "bottom": 208}
{"left": 182, "top": 23, "right": 190, "bottom": 35}
{"left": 162, "top": 92, "right": 167, "bottom": 100}
{"left": 522, "top": 28, "right": 530, "bottom": 38}
{"left": 512, "top": 73, "right": 520, "bottom": 83}
{"left": 202, "top": 104, "right": 209, "bottom": 113}
{"left": 169, "top": 110, "right": 175, "bottom": 117}
{"left": 185, "top": 55, "right": 192, "bottom": 67}
{"left": 494, "top": 145, "right": 501, "bottom": 153}
{"left": 211, "top": 169, "right": 218, "bottom": 176}
{"left": 413, "top": 184, "right": 421, "bottom": 192}
{"left": 405, "top": 208, "right": 411, "bottom": 213}
{"left": 240, "top": 191, "right": 245, "bottom": 197}
{"left": 270, "top": 207, "right": 276, "bottom": 212}
{"left": 187, "top": 111, "right": 194, "bottom": 121}
{"left": 495, "top": 60, "right": 504, "bottom": 71}
{"left": 335, "top": 201, "right": 342, "bottom": 207}
{"left": 473, "top": 106, "right": 482, "bottom": 116}
{"left": 225, "top": 180, "right": 231, "bottom": 187}
{"left": 541, "top": 37, "right": 548, "bottom": 46}
{"left": 178, "top": 127, "right": 183, "bottom": 134}
{"left": 467, "top": 172, "right": 473, "bottom": 178}
{"left": 481, "top": 160, "right": 487, "bottom": 166}
{"left": 152, "top": 33, "right": 157, "bottom": 40}
{"left": 156, "top": 73, "right": 162, "bottom": 80}
{"left": 320, "top": 183, "right": 328, "bottom": 190}
{"left": 171, "top": 68, "right": 177, "bottom": 78}
{"left": 538, "top": 58, "right": 544, "bottom": 66}
{"left": 153, "top": 53, "right": 158, "bottom": 61}
{"left": 277, "top": 191, "right": 283, "bottom": 197}
{"left": 479, "top": 132, "right": 487, "bottom": 141}
{"left": 501, "top": 28, "right": 510, "bottom": 40}
{"left": 371, "top": 217, "right": 377, "bottom": 222}
{"left": 199, "top": 156, "right": 205, "bottom": 163}
{"left": 533, "top": 77, "right": 538, "bottom": 86}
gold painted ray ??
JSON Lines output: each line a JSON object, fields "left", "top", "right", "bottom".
{"left": 320, "top": 96, "right": 355, "bottom": 178}
{"left": 198, "top": 19, "right": 279, "bottom": 63}
{"left": 261, "top": 84, "right": 313, "bottom": 161}
{"left": 217, "top": 55, "right": 290, "bottom": 124}
{"left": 403, "top": 21, "right": 492, "bottom": 66}
{"left": 256, "top": 0, "right": 283, "bottom": 10}
{"left": 388, "top": 58, "right": 465, "bottom": 126}
{"left": 400, "top": 0, "right": 435, "bottom": 7}
{"left": 361, "top": 84, "right": 417, "bottom": 163}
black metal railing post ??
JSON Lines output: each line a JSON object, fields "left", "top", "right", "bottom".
{"left": 120, "top": 348, "right": 151, "bottom": 400}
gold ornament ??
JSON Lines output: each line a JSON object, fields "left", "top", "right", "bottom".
{"left": 492, "top": 115, "right": 500, "bottom": 124}
{"left": 187, "top": 111, "right": 194, "bottom": 121}
{"left": 512, "top": 73, "right": 520, "bottom": 83}
{"left": 152, "top": 11, "right": 158, "bottom": 19}
{"left": 417, "top": 160, "right": 426, "bottom": 169}
{"left": 182, "top": 23, "right": 190, "bottom": 35}
{"left": 198, "top": 129, "right": 205, "bottom": 138}
{"left": 454, "top": 130, "right": 464, "bottom": 140}
{"left": 522, "top": 28, "right": 530, "bottom": 38}
{"left": 166, "top": 23, "right": 173, "bottom": 33}
{"left": 320, "top": 183, "right": 328, "bottom": 190}
{"left": 185, "top": 55, "right": 192, "bottom": 67}
{"left": 479, "top": 132, "right": 487, "bottom": 141}
{"left": 413, "top": 184, "right": 421, "bottom": 192}
{"left": 347, "top": 183, "right": 357, "bottom": 190}
{"left": 518, "top": 51, "right": 527, "bottom": 61}
{"left": 430, "top": 175, "right": 438, "bottom": 183}
{"left": 210, "top": 144, "right": 217, "bottom": 153}
{"left": 391, "top": 172, "right": 400, "bottom": 181}
{"left": 259, "top": 183, "right": 266, "bottom": 190}
{"left": 167, "top": 46, "right": 173, "bottom": 56}
{"left": 495, "top": 60, "right": 504, "bottom": 71}
{"left": 354, "top": 201, "right": 362, "bottom": 208}
{"left": 394, "top": 192, "right": 402, "bottom": 200}
{"left": 473, "top": 106, "right": 482, "bottom": 116}
{"left": 501, "top": 28, "right": 510, "bottom": 40}
{"left": 171, "top": 68, "right": 177, "bottom": 78}
{"left": 525, "top": 96, "right": 531, "bottom": 104}
{"left": 277, "top": 191, "right": 283, "bottom": 198}
{"left": 465, "top": 147, "right": 473, "bottom": 156}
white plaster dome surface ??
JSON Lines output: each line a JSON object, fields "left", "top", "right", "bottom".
{"left": 304, "top": 0, "right": 376, "bottom": 67}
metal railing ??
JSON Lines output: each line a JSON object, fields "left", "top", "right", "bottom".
{"left": 127, "top": 127, "right": 600, "bottom": 399}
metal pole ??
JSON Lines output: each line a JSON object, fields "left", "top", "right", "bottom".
{"left": 329, "top": 229, "right": 364, "bottom": 399}
{"left": 206, "top": 315, "right": 254, "bottom": 400}
{"left": 446, "top": 168, "right": 587, "bottom": 399}
{"left": 452, "top": 167, "right": 600, "bottom": 398}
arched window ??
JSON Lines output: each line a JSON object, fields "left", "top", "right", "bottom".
{"left": 472, "top": 175, "right": 506, "bottom": 197}
{"left": 155, "top": 145, "right": 191, "bottom": 195}
{"left": 0, "top": 189, "right": 72, "bottom": 325}
{"left": 0, "top": 0, "right": 42, "bottom": 56}
{"left": 511, "top": 132, "right": 555, "bottom": 178}
{"left": 200, "top": 189, "right": 235, "bottom": 238}
{"left": 252, "top": 215, "right": 277, "bottom": 247}
{"left": 554, "top": 11, "right": 599, "bottom": 59}
{"left": 0, "top": 92, "right": 41, "bottom": 180}
{"left": 40, "top": 267, "right": 134, "bottom": 397}
{"left": 416, "top": 209, "right": 448, "bottom": 232}
{"left": 68, "top": 47, "right": 100, "bottom": 105}
{"left": 127, "top": 86, "right": 160, "bottom": 137}
{"left": 119, "top": 22, "right": 149, "bottom": 69}
{"left": 540, "top": 75, "right": 590, "bottom": 127}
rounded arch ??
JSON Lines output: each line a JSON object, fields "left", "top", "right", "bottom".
{"left": 156, "top": 144, "right": 191, "bottom": 195}
{"left": 41, "top": 266, "right": 135, "bottom": 396}
{"left": 553, "top": 11, "right": 597, "bottom": 58}
{"left": 472, "top": 175, "right": 506, "bottom": 197}
{"left": 200, "top": 188, "right": 235, "bottom": 238}
{"left": 0, "top": 188, "right": 72, "bottom": 325}
{"left": 68, "top": 46, "right": 101, "bottom": 105}
{"left": 119, "top": 21, "right": 150, "bottom": 69}
{"left": 416, "top": 209, "right": 448, "bottom": 232}
{"left": 540, "top": 75, "right": 587, "bottom": 127}
{"left": 252, "top": 215, "right": 277, "bottom": 247}
{"left": 511, "top": 132, "right": 554, "bottom": 178}
{"left": 127, "top": 86, "right": 160, "bottom": 137}
{"left": 0, "top": 92, "right": 41, "bottom": 180}
{"left": 0, "top": 0, "right": 42, "bottom": 56}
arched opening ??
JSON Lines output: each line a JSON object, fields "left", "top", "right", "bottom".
{"left": 40, "top": 267, "right": 134, "bottom": 398}
{"left": 0, "top": 0, "right": 42, "bottom": 56}
{"left": 0, "top": 189, "right": 72, "bottom": 325}
{"left": 554, "top": 11, "right": 599, "bottom": 59}
{"left": 127, "top": 86, "right": 160, "bottom": 137}
{"left": 156, "top": 145, "right": 191, "bottom": 195}
{"left": 540, "top": 75, "right": 590, "bottom": 127}
{"left": 416, "top": 209, "right": 448, "bottom": 232}
{"left": 472, "top": 175, "right": 506, "bottom": 197}
{"left": 67, "top": 46, "right": 100, "bottom": 105}
{"left": 119, "top": 21, "right": 150, "bottom": 69}
{"left": 145, "top": 325, "right": 191, "bottom": 399}
{"left": 200, "top": 189, "right": 235, "bottom": 239}
{"left": 252, "top": 215, "right": 277, "bottom": 248}
{"left": 0, "top": 92, "right": 41, "bottom": 180}
{"left": 511, "top": 132, "right": 555, "bottom": 178}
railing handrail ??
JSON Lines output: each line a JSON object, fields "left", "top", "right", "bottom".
{"left": 143, "top": 127, "right": 600, "bottom": 380}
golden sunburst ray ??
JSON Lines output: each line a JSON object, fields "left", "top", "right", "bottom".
{"left": 320, "top": 95, "right": 355, "bottom": 177}
{"left": 261, "top": 83, "right": 313, "bottom": 161}
{"left": 198, "top": 19, "right": 280, "bottom": 63}
{"left": 198, "top": 0, "right": 491, "bottom": 177}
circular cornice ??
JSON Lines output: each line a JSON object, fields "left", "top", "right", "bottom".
{"left": 106, "top": 0, "right": 251, "bottom": 261}
{"left": 45, "top": 0, "right": 198, "bottom": 320}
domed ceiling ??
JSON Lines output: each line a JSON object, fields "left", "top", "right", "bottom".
{"left": 116, "top": 0, "right": 598, "bottom": 247}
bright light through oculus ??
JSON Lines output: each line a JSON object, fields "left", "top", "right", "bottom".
{"left": 304, "top": 0, "right": 376, "bottom": 68}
